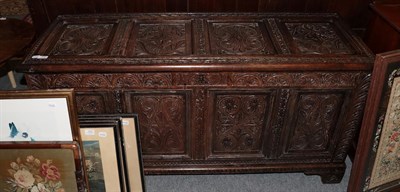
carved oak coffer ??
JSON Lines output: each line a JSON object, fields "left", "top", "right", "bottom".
{"left": 20, "top": 13, "right": 374, "bottom": 183}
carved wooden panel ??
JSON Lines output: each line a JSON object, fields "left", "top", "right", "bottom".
{"left": 208, "top": 21, "right": 274, "bottom": 54}
{"left": 75, "top": 91, "right": 114, "bottom": 114}
{"left": 134, "top": 22, "right": 192, "bottom": 56}
{"left": 50, "top": 24, "right": 114, "bottom": 56}
{"left": 23, "top": 13, "right": 373, "bottom": 68}
{"left": 279, "top": 90, "right": 348, "bottom": 159}
{"left": 123, "top": 90, "right": 191, "bottom": 159}
{"left": 283, "top": 22, "right": 353, "bottom": 54}
{"left": 206, "top": 89, "right": 275, "bottom": 159}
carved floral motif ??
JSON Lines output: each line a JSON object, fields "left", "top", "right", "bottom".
{"left": 135, "top": 24, "right": 187, "bottom": 56}
{"left": 75, "top": 94, "right": 107, "bottom": 114}
{"left": 211, "top": 23, "right": 268, "bottom": 54}
{"left": 285, "top": 23, "right": 352, "bottom": 54}
{"left": 51, "top": 24, "right": 113, "bottom": 56}
{"left": 213, "top": 94, "right": 270, "bottom": 153}
{"left": 131, "top": 94, "right": 186, "bottom": 154}
{"left": 288, "top": 93, "right": 343, "bottom": 151}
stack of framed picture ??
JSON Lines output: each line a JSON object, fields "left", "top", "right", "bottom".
{"left": 79, "top": 114, "right": 145, "bottom": 192}
{"left": 0, "top": 89, "right": 145, "bottom": 192}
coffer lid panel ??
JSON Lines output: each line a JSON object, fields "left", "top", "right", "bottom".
{"left": 21, "top": 13, "right": 374, "bottom": 72}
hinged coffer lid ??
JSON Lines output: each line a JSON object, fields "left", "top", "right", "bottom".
{"left": 21, "top": 13, "right": 374, "bottom": 73}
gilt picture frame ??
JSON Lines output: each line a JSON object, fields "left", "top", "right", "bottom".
{"left": 79, "top": 114, "right": 145, "bottom": 192}
{"left": 0, "top": 89, "right": 80, "bottom": 142}
{"left": 0, "top": 141, "right": 88, "bottom": 192}
{"left": 348, "top": 50, "right": 400, "bottom": 191}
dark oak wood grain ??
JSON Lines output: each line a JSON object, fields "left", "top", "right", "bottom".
{"left": 20, "top": 13, "right": 374, "bottom": 183}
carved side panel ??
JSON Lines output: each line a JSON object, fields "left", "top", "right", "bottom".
{"left": 207, "top": 89, "right": 275, "bottom": 159}
{"left": 135, "top": 22, "right": 190, "bottom": 56}
{"left": 284, "top": 23, "right": 353, "bottom": 54}
{"left": 124, "top": 90, "right": 190, "bottom": 159}
{"left": 333, "top": 73, "right": 371, "bottom": 162}
{"left": 50, "top": 24, "right": 114, "bottom": 56}
{"left": 279, "top": 90, "right": 348, "bottom": 159}
{"left": 75, "top": 91, "right": 114, "bottom": 114}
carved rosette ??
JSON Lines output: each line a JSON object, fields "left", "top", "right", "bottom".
{"left": 285, "top": 23, "right": 352, "bottom": 54}
{"left": 175, "top": 73, "right": 228, "bottom": 86}
{"left": 288, "top": 93, "right": 344, "bottom": 151}
{"left": 50, "top": 24, "right": 113, "bottom": 55}
{"left": 213, "top": 94, "right": 270, "bottom": 153}
{"left": 211, "top": 23, "right": 268, "bottom": 54}
{"left": 135, "top": 24, "right": 187, "bottom": 56}
{"left": 75, "top": 94, "right": 107, "bottom": 114}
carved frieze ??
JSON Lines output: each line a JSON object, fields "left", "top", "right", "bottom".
{"left": 29, "top": 73, "right": 173, "bottom": 88}
{"left": 230, "top": 72, "right": 363, "bottom": 87}
{"left": 26, "top": 72, "right": 366, "bottom": 89}
{"left": 174, "top": 73, "right": 229, "bottom": 86}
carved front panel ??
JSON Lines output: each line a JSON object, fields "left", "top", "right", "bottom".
{"left": 75, "top": 91, "right": 114, "bottom": 114}
{"left": 208, "top": 22, "right": 274, "bottom": 55}
{"left": 279, "top": 90, "right": 348, "bottom": 159}
{"left": 50, "top": 24, "right": 114, "bottom": 56}
{"left": 284, "top": 23, "right": 353, "bottom": 54}
{"left": 135, "top": 22, "right": 190, "bottom": 56}
{"left": 124, "top": 90, "right": 190, "bottom": 159}
{"left": 207, "top": 90, "right": 275, "bottom": 159}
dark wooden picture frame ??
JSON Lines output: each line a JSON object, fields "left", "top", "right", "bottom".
{"left": 80, "top": 120, "right": 128, "bottom": 191}
{"left": 0, "top": 141, "right": 88, "bottom": 192}
{"left": 0, "top": 89, "right": 81, "bottom": 142}
{"left": 349, "top": 50, "right": 400, "bottom": 191}
{"left": 79, "top": 114, "right": 145, "bottom": 192}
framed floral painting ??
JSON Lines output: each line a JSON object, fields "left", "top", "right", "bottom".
{"left": 0, "top": 142, "right": 88, "bottom": 192}
{"left": 348, "top": 50, "right": 400, "bottom": 191}
{"left": 79, "top": 114, "right": 145, "bottom": 192}
{"left": 0, "top": 89, "right": 80, "bottom": 142}
{"left": 80, "top": 120, "right": 127, "bottom": 191}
